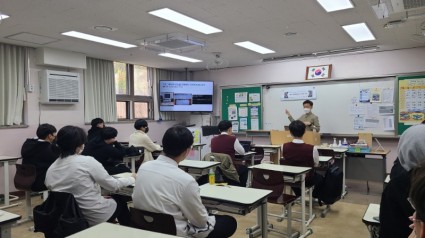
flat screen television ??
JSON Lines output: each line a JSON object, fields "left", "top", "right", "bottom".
{"left": 159, "top": 81, "right": 213, "bottom": 112}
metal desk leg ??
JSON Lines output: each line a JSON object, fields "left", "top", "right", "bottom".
{"left": 261, "top": 199, "right": 268, "bottom": 238}
{"left": 0, "top": 161, "right": 19, "bottom": 209}
{"left": 342, "top": 153, "right": 347, "bottom": 198}
{"left": 131, "top": 158, "right": 136, "bottom": 173}
{"left": 0, "top": 223, "right": 13, "bottom": 238}
{"left": 299, "top": 174, "right": 313, "bottom": 238}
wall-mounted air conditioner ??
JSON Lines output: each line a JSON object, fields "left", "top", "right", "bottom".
{"left": 39, "top": 70, "right": 80, "bottom": 104}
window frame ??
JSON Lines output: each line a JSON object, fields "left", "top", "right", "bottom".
{"left": 115, "top": 63, "right": 153, "bottom": 120}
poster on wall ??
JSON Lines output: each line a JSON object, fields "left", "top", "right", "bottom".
{"left": 399, "top": 79, "right": 425, "bottom": 124}
{"left": 280, "top": 86, "right": 317, "bottom": 101}
{"left": 235, "top": 92, "right": 248, "bottom": 103}
{"left": 239, "top": 107, "right": 248, "bottom": 117}
{"left": 228, "top": 105, "right": 238, "bottom": 120}
{"left": 240, "top": 118, "right": 248, "bottom": 130}
{"left": 232, "top": 121, "right": 239, "bottom": 133}
{"left": 249, "top": 93, "right": 261, "bottom": 102}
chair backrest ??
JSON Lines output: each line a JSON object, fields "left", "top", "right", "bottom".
{"left": 130, "top": 207, "right": 176, "bottom": 235}
{"left": 202, "top": 153, "right": 240, "bottom": 183}
{"left": 251, "top": 168, "right": 285, "bottom": 200}
{"left": 14, "top": 163, "right": 36, "bottom": 191}
{"left": 317, "top": 148, "right": 335, "bottom": 157}
{"left": 239, "top": 140, "right": 251, "bottom": 152}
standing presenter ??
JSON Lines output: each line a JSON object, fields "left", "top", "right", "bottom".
{"left": 285, "top": 100, "right": 320, "bottom": 132}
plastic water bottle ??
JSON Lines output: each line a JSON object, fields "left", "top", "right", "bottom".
{"left": 332, "top": 138, "right": 337, "bottom": 147}
{"left": 208, "top": 168, "right": 215, "bottom": 185}
{"left": 342, "top": 138, "right": 348, "bottom": 146}
{"left": 338, "top": 140, "right": 342, "bottom": 147}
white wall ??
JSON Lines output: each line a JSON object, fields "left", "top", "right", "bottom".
{"left": 0, "top": 49, "right": 186, "bottom": 193}
{"left": 192, "top": 47, "right": 425, "bottom": 172}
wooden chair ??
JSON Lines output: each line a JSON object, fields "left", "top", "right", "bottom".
{"left": 130, "top": 207, "right": 176, "bottom": 235}
{"left": 251, "top": 168, "right": 299, "bottom": 237}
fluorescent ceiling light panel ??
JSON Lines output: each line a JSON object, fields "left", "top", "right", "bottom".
{"left": 234, "top": 41, "right": 275, "bottom": 54}
{"left": 148, "top": 8, "right": 222, "bottom": 34}
{"left": 61, "top": 31, "right": 136, "bottom": 48}
{"left": 342, "top": 23, "right": 376, "bottom": 42}
{"left": 158, "top": 53, "right": 202, "bottom": 63}
{"left": 0, "top": 13, "right": 10, "bottom": 19}
{"left": 317, "top": 0, "right": 354, "bottom": 12}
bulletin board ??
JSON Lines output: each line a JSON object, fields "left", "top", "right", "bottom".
{"left": 263, "top": 77, "right": 396, "bottom": 136}
{"left": 221, "top": 87, "right": 262, "bottom": 132}
{"left": 397, "top": 75, "right": 425, "bottom": 135}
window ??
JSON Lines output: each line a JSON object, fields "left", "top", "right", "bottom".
{"left": 114, "top": 62, "right": 152, "bottom": 120}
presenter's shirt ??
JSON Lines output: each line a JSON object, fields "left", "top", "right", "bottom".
{"left": 289, "top": 112, "right": 320, "bottom": 132}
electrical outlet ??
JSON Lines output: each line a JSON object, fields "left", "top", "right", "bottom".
{"left": 27, "top": 84, "right": 34, "bottom": 92}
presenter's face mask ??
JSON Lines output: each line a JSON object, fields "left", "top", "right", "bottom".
{"left": 303, "top": 108, "right": 311, "bottom": 114}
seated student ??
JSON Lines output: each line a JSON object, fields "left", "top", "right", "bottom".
{"left": 82, "top": 127, "right": 130, "bottom": 175}
{"left": 408, "top": 164, "right": 425, "bottom": 238}
{"left": 132, "top": 126, "right": 237, "bottom": 238}
{"left": 45, "top": 125, "right": 135, "bottom": 227}
{"left": 281, "top": 120, "right": 322, "bottom": 196}
{"left": 210, "top": 120, "right": 248, "bottom": 187}
{"left": 129, "top": 119, "right": 162, "bottom": 163}
{"left": 380, "top": 124, "right": 425, "bottom": 238}
{"left": 21, "top": 123, "right": 60, "bottom": 192}
{"left": 87, "top": 118, "right": 105, "bottom": 142}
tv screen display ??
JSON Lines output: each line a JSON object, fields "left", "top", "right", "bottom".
{"left": 159, "top": 81, "right": 213, "bottom": 112}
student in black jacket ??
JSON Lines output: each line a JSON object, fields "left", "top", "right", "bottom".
{"left": 87, "top": 118, "right": 104, "bottom": 142}
{"left": 82, "top": 126, "right": 130, "bottom": 175}
{"left": 21, "top": 123, "right": 59, "bottom": 191}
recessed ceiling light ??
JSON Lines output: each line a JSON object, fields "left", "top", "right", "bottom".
{"left": 62, "top": 31, "right": 136, "bottom": 48}
{"left": 342, "top": 23, "right": 376, "bottom": 42}
{"left": 148, "top": 8, "right": 222, "bottom": 34}
{"left": 317, "top": 0, "right": 354, "bottom": 12}
{"left": 158, "top": 53, "right": 202, "bottom": 63}
{"left": 234, "top": 41, "right": 275, "bottom": 54}
{"left": 0, "top": 13, "right": 10, "bottom": 20}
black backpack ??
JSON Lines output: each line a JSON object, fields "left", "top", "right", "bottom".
{"left": 315, "top": 165, "right": 343, "bottom": 205}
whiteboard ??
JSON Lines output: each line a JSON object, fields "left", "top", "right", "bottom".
{"left": 263, "top": 77, "right": 396, "bottom": 136}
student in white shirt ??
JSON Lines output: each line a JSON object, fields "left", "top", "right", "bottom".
{"left": 129, "top": 119, "right": 162, "bottom": 163}
{"left": 133, "top": 126, "right": 237, "bottom": 238}
{"left": 45, "top": 126, "right": 135, "bottom": 227}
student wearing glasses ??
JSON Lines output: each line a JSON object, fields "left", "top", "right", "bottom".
{"left": 21, "top": 123, "right": 59, "bottom": 192}
{"left": 379, "top": 124, "right": 425, "bottom": 238}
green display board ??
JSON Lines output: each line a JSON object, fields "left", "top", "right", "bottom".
{"left": 397, "top": 75, "right": 425, "bottom": 135}
{"left": 221, "top": 87, "right": 262, "bottom": 132}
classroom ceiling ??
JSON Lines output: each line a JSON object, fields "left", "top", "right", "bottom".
{"left": 1, "top": 0, "right": 425, "bottom": 71}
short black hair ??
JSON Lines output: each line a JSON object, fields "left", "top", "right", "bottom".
{"left": 55, "top": 126, "right": 87, "bottom": 158}
{"left": 289, "top": 120, "right": 306, "bottom": 138}
{"left": 410, "top": 164, "right": 425, "bottom": 221}
{"left": 218, "top": 120, "right": 232, "bottom": 132}
{"left": 101, "top": 127, "right": 118, "bottom": 140}
{"left": 303, "top": 100, "right": 313, "bottom": 107}
{"left": 36, "top": 123, "right": 57, "bottom": 139}
{"left": 134, "top": 119, "right": 148, "bottom": 130}
{"left": 162, "top": 126, "right": 193, "bottom": 158}
{"left": 91, "top": 118, "right": 104, "bottom": 127}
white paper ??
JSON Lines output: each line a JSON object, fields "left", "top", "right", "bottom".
{"left": 231, "top": 121, "right": 239, "bottom": 133}
{"left": 370, "top": 88, "right": 382, "bottom": 103}
{"left": 359, "top": 89, "right": 370, "bottom": 103}
{"left": 251, "top": 118, "right": 259, "bottom": 130}
{"left": 364, "top": 118, "right": 380, "bottom": 128}
{"left": 240, "top": 118, "right": 248, "bottom": 130}
{"left": 238, "top": 107, "right": 248, "bottom": 117}
{"left": 379, "top": 104, "right": 395, "bottom": 115}
{"left": 235, "top": 92, "right": 248, "bottom": 103}
{"left": 228, "top": 106, "right": 238, "bottom": 120}
{"left": 281, "top": 86, "right": 317, "bottom": 101}
{"left": 354, "top": 116, "right": 365, "bottom": 130}
{"left": 382, "top": 88, "right": 394, "bottom": 103}
{"left": 349, "top": 104, "right": 366, "bottom": 115}
{"left": 249, "top": 93, "right": 260, "bottom": 102}
{"left": 250, "top": 106, "right": 259, "bottom": 116}
{"left": 383, "top": 116, "right": 395, "bottom": 131}
{"left": 366, "top": 103, "right": 379, "bottom": 116}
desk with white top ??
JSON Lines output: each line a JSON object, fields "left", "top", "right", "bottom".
{"left": 67, "top": 222, "right": 179, "bottom": 238}
{"left": 251, "top": 144, "right": 281, "bottom": 164}
{"left": 235, "top": 151, "right": 257, "bottom": 165}
{"left": 199, "top": 184, "right": 272, "bottom": 238}
{"left": 192, "top": 143, "right": 206, "bottom": 160}
{"left": 0, "top": 156, "right": 20, "bottom": 209}
{"left": 178, "top": 160, "right": 220, "bottom": 177}
{"left": 0, "top": 210, "right": 21, "bottom": 238}
{"left": 248, "top": 163, "right": 312, "bottom": 238}
{"left": 123, "top": 155, "right": 141, "bottom": 173}
{"left": 362, "top": 203, "right": 380, "bottom": 238}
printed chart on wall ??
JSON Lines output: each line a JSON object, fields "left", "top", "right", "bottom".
{"left": 398, "top": 75, "right": 425, "bottom": 135}
{"left": 221, "top": 87, "right": 262, "bottom": 132}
